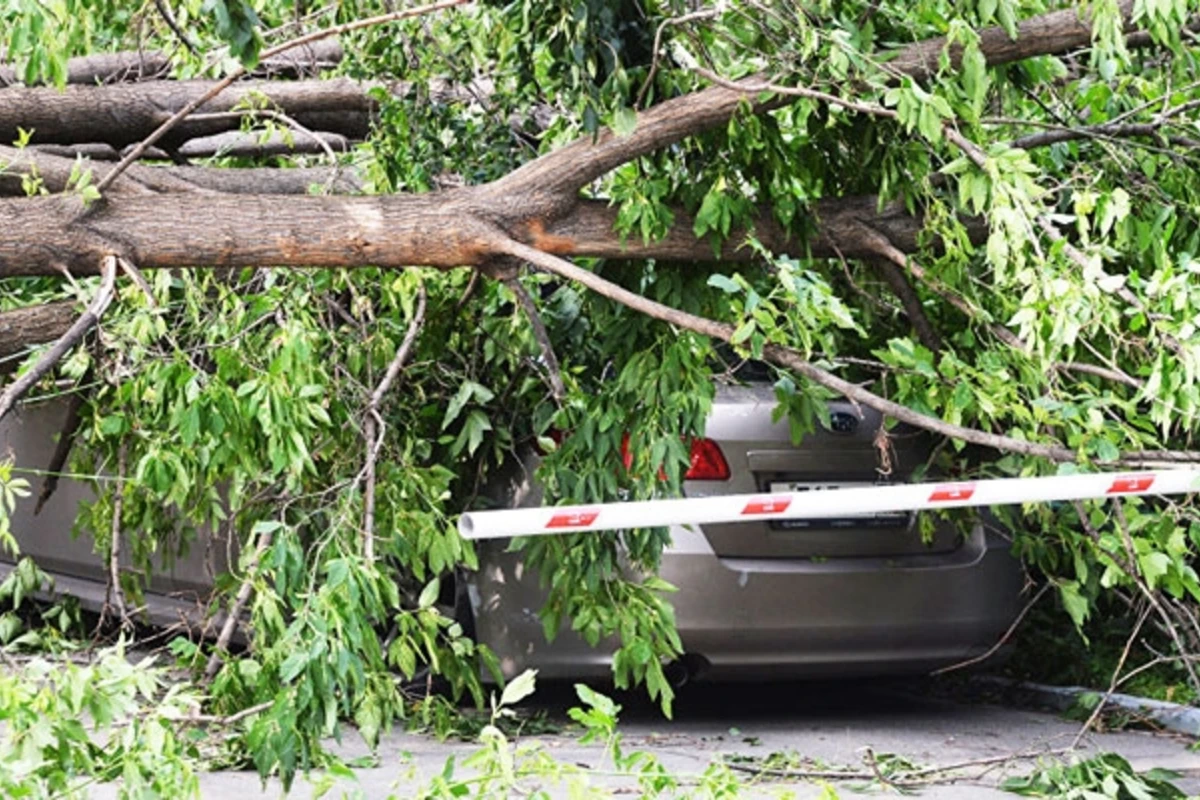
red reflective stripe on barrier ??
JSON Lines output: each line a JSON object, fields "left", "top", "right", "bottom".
{"left": 929, "top": 483, "right": 976, "bottom": 503}
{"left": 1108, "top": 475, "right": 1156, "bottom": 494}
{"left": 742, "top": 497, "right": 792, "bottom": 515}
{"left": 546, "top": 511, "right": 599, "bottom": 529}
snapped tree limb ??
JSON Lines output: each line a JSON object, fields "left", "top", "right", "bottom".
{"left": 0, "top": 257, "right": 117, "bottom": 423}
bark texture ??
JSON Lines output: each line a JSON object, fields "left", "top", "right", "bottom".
{"left": 887, "top": 1, "right": 1135, "bottom": 79}
{"left": 0, "top": 79, "right": 373, "bottom": 148}
{"left": 0, "top": 41, "right": 344, "bottom": 86}
{"left": 1, "top": 144, "right": 361, "bottom": 196}
{"left": 0, "top": 302, "right": 78, "bottom": 368}
{"left": 0, "top": 192, "right": 982, "bottom": 278}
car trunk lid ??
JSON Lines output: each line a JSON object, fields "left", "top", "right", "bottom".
{"left": 684, "top": 385, "right": 960, "bottom": 558}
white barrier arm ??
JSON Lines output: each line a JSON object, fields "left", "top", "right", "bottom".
{"left": 457, "top": 469, "right": 1200, "bottom": 540}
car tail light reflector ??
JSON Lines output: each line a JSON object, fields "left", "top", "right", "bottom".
{"left": 685, "top": 438, "right": 730, "bottom": 481}
{"left": 620, "top": 435, "right": 730, "bottom": 481}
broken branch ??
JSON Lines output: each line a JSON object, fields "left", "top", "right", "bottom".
{"left": 363, "top": 283, "right": 428, "bottom": 561}
{"left": 0, "top": 256, "right": 117, "bottom": 423}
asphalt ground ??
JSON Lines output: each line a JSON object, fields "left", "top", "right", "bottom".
{"left": 89, "top": 677, "right": 1200, "bottom": 799}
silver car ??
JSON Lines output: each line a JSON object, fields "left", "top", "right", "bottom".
{"left": 2, "top": 389, "right": 1023, "bottom": 682}
{"left": 468, "top": 384, "right": 1024, "bottom": 683}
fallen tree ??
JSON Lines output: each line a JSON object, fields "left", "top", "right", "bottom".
{"left": 2, "top": 0, "right": 1199, "bottom": 792}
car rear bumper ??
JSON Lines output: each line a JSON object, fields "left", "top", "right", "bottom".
{"left": 469, "top": 523, "right": 1023, "bottom": 681}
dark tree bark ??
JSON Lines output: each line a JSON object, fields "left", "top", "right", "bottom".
{"left": 0, "top": 79, "right": 373, "bottom": 149}
{"left": 0, "top": 51, "right": 170, "bottom": 87}
{"left": 0, "top": 302, "right": 78, "bottom": 370}
{"left": 1, "top": 144, "right": 361, "bottom": 196}
{"left": 0, "top": 40, "right": 344, "bottom": 86}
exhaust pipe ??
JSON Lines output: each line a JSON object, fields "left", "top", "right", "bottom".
{"left": 664, "top": 654, "right": 710, "bottom": 689}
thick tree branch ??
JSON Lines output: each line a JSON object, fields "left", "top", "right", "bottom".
{"left": 0, "top": 257, "right": 116, "bottom": 423}
{"left": 0, "top": 51, "right": 170, "bottom": 87}
{"left": 0, "top": 189, "right": 981, "bottom": 278}
{"left": 494, "top": 1, "right": 1173, "bottom": 208}
{"left": 501, "top": 238, "right": 1198, "bottom": 464}
{"left": 0, "top": 79, "right": 374, "bottom": 150}
{"left": 487, "top": 77, "right": 779, "bottom": 210}
{"left": 885, "top": 1, "right": 1137, "bottom": 80}
{"left": 0, "top": 41, "right": 343, "bottom": 86}
{"left": 97, "top": 0, "right": 469, "bottom": 192}
{"left": 0, "top": 143, "right": 360, "bottom": 196}
{"left": 492, "top": 235, "right": 1081, "bottom": 463}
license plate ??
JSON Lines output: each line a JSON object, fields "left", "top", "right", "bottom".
{"left": 766, "top": 481, "right": 908, "bottom": 529}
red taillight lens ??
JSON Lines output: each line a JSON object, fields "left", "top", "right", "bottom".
{"left": 619, "top": 435, "right": 730, "bottom": 481}
{"left": 685, "top": 438, "right": 730, "bottom": 481}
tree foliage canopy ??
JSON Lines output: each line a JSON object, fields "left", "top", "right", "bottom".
{"left": 1, "top": 0, "right": 1200, "bottom": 792}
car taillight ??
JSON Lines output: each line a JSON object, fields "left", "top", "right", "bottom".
{"left": 685, "top": 438, "right": 730, "bottom": 481}
{"left": 619, "top": 435, "right": 731, "bottom": 481}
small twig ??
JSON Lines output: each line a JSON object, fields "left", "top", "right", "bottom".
{"left": 1116, "top": 653, "right": 1200, "bottom": 691}
{"left": 204, "top": 527, "right": 275, "bottom": 681}
{"left": 1113, "top": 499, "right": 1200, "bottom": 694}
{"left": 179, "top": 699, "right": 273, "bottom": 727}
{"left": 1072, "top": 602, "right": 1151, "bottom": 747}
{"left": 117, "top": 256, "right": 157, "bottom": 308}
{"left": 363, "top": 283, "right": 427, "bottom": 560}
{"left": 153, "top": 0, "right": 199, "bottom": 56}
{"left": 33, "top": 374, "right": 91, "bottom": 514}
{"left": 1054, "top": 362, "right": 1142, "bottom": 389}
{"left": 636, "top": 7, "right": 724, "bottom": 108}
{"left": 189, "top": 108, "right": 340, "bottom": 164}
{"left": 721, "top": 747, "right": 1071, "bottom": 786}
{"left": 505, "top": 277, "right": 566, "bottom": 403}
{"left": 95, "top": 0, "right": 469, "bottom": 193}
{"left": 864, "top": 747, "right": 898, "bottom": 790}
{"left": 0, "top": 256, "right": 117, "bottom": 423}
{"left": 106, "top": 442, "right": 130, "bottom": 630}
{"left": 931, "top": 582, "right": 1050, "bottom": 676}
{"left": 455, "top": 270, "right": 480, "bottom": 310}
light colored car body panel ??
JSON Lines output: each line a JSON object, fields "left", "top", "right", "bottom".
{"left": 468, "top": 384, "right": 1024, "bottom": 681}
{"left": 1, "top": 399, "right": 227, "bottom": 626}
{"left": 2, "top": 389, "right": 1023, "bottom": 682}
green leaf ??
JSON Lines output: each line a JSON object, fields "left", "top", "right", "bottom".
{"left": 730, "top": 319, "right": 756, "bottom": 345}
{"left": 1059, "top": 581, "right": 1091, "bottom": 628}
{"left": 498, "top": 668, "right": 538, "bottom": 708}
{"left": 706, "top": 274, "right": 741, "bottom": 294}
{"left": 611, "top": 106, "right": 638, "bottom": 137}
{"left": 417, "top": 577, "right": 440, "bottom": 610}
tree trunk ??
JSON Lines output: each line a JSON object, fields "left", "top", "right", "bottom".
{"left": 0, "top": 40, "right": 344, "bottom": 86}
{"left": 0, "top": 79, "right": 374, "bottom": 148}
{"left": 1, "top": 144, "right": 361, "bottom": 196}
{"left": 0, "top": 191, "right": 977, "bottom": 279}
